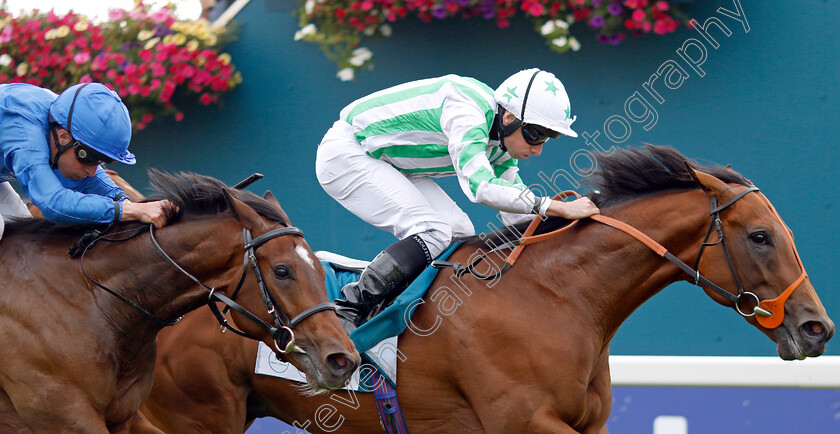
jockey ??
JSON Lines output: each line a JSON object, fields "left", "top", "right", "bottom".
{"left": 0, "top": 82, "right": 173, "bottom": 239}
{"left": 316, "top": 68, "right": 600, "bottom": 332}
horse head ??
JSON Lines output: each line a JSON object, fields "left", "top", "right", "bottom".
{"left": 219, "top": 187, "right": 360, "bottom": 390}
{"left": 146, "top": 170, "right": 360, "bottom": 390}
{"left": 689, "top": 168, "right": 834, "bottom": 360}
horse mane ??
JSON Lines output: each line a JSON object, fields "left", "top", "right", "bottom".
{"left": 461, "top": 144, "right": 750, "bottom": 247}
{"left": 6, "top": 169, "right": 288, "bottom": 236}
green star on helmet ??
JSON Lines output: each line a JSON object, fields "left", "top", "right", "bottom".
{"left": 545, "top": 80, "right": 560, "bottom": 96}
{"left": 564, "top": 107, "right": 571, "bottom": 120}
{"left": 503, "top": 86, "right": 518, "bottom": 102}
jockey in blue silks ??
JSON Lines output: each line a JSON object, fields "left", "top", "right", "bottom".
{"left": 0, "top": 82, "right": 174, "bottom": 239}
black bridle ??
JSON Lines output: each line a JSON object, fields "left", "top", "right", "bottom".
{"left": 80, "top": 223, "right": 336, "bottom": 360}
{"left": 687, "top": 185, "right": 770, "bottom": 316}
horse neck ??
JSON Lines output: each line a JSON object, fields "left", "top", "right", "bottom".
{"left": 529, "top": 189, "right": 713, "bottom": 341}
{"left": 93, "top": 217, "right": 244, "bottom": 340}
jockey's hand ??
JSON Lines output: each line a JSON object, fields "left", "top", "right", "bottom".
{"left": 546, "top": 197, "right": 600, "bottom": 219}
{"left": 121, "top": 200, "right": 178, "bottom": 228}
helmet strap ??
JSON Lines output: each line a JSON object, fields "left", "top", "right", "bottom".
{"left": 50, "top": 83, "right": 91, "bottom": 169}
{"left": 49, "top": 124, "right": 73, "bottom": 170}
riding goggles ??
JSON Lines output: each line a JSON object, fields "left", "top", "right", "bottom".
{"left": 73, "top": 141, "right": 115, "bottom": 166}
{"left": 521, "top": 123, "right": 561, "bottom": 146}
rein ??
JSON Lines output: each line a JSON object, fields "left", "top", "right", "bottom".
{"left": 434, "top": 187, "right": 808, "bottom": 329}
{"left": 78, "top": 223, "right": 336, "bottom": 359}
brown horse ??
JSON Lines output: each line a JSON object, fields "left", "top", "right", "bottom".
{"left": 141, "top": 146, "right": 833, "bottom": 433}
{"left": 0, "top": 171, "right": 359, "bottom": 433}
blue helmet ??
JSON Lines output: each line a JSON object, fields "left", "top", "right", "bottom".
{"left": 49, "top": 83, "right": 135, "bottom": 165}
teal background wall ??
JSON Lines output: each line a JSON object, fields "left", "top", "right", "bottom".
{"left": 117, "top": 0, "right": 838, "bottom": 357}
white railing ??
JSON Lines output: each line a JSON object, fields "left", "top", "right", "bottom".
{"left": 609, "top": 355, "right": 840, "bottom": 388}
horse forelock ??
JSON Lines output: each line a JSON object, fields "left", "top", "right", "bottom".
{"left": 460, "top": 145, "right": 750, "bottom": 248}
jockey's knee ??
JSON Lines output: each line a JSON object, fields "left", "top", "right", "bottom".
{"left": 413, "top": 228, "right": 451, "bottom": 259}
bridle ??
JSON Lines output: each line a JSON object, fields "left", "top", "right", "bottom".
{"left": 79, "top": 223, "right": 336, "bottom": 360}
{"left": 434, "top": 186, "right": 808, "bottom": 329}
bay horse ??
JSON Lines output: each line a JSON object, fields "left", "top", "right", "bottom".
{"left": 0, "top": 171, "right": 359, "bottom": 432}
{"left": 141, "top": 146, "right": 833, "bottom": 433}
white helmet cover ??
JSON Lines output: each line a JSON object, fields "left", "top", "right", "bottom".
{"left": 494, "top": 68, "right": 578, "bottom": 138}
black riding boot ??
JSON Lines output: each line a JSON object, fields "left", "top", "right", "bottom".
{"left": 335, "top": 235, "right": 432, "bottom": 334}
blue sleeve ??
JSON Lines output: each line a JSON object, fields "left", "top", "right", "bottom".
{"left": 5, "top": 117, "right": 119, "bottom": 224}
{"left": 60, "top": 165, "right": 125, "bottom": 199}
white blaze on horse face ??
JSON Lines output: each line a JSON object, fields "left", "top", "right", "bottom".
{"left": 295, "top": 245, "right": 317, "bottom": 270}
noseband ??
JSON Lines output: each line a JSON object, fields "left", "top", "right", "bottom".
{"left": 434, "top": 187, "right": 808, "bottom": 329}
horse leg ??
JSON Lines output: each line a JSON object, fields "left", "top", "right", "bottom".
{"left": 110, "top": 410, "right": 165, "bottom": 434}
{"left": 0, "top": 388, "right": 30, "bottom": 433}
{"left": 530, "top": 405, "right": 586, "bottom": 434}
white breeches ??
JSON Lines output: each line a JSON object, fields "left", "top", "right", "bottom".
{"left": 0, "top": 181, "right": 33, "bottom": 241}
{"left": 316, "top": 121, "right": 474, "bottom": 258}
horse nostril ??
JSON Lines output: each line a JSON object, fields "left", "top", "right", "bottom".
{"left": 326, "top": 352, "right": 356, "bottom": 374}
{"left": 801, "top": 321, "right": 826, "bottom": 339}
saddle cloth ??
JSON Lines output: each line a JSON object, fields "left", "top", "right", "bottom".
{"left": 254, "top": 244, "right": 460, "bottom": 388}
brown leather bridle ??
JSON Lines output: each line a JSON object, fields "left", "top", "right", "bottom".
{"left": 434, "top": 187, "right": 808, "bottom": 329}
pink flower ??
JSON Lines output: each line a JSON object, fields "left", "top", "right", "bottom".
{"left": 108, "top": 9, "right": 127, "bottom": 21}
{"left": 655, "top": 1, "right": 669, "bottom": 11}
{"left": 79, "top": 74, "right": 93, "bottom": 83}
{"left": 141, "top": 113, "right": 154, "bottom": 123}
{"left": 174, "top": 112, "right": 184, "bottom": 122}
{"left": 151, "top": 8, "right": 170, "bottom": 24}
{"left": 632, "top": 9, "right": 647, "bottom": 22}
{"left": 199, "top": 93, "right": 212, "bottom": 105}
{"left": 528, "top": 3, "right": 545, "bottom": 17}
{"left": 0, "top": 26, "right": 13, "bottom": 44}
{"left": 73, "top": 52, "right": 90, "bottom": 64}
{"left": 151, "top": 62, "right": 167, "bottom": 77}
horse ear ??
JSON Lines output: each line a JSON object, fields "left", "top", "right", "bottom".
{"left": 686, "top": 163, "right": 728, "bottom": 194}
{"left": 223, "top": 188, "right": 265, "bottom": 232}
{"left": 263, "top": 190, "right": 280, "bottom": 206}
{"left": 263, "top": 190, "right": 292, "bottom": 223}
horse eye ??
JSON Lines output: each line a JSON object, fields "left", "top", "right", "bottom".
{"left": 749, "top": 231, "right": 769, "bottom": 245}
{"left": 273, "top": 265, "right": 291, "bottom": 280}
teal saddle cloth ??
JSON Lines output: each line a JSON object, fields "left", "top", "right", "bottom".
{"left": 322, "top": 243, "right": 460, "bottom": 354}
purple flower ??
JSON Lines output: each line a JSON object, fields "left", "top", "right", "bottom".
{"left": 432, "top": 5, "right": 448, "bottom": 19}
{"left": 122, "top": 42, "right": 132, "bottom": 51}
{"left": 478, "top": 0, "right": 496, "bottom": 18}
{"left": 609, "top": 35, "right": 623, "bottom": 45}
{"left": 592, "top": 0, "right": 603, "bottom": 7}
{"left": 597, "top": 34, "right": 610, "bottom": 44}
{"left": 154, "top": 26, "right": 173, "bottom": 37}
{"left": 607, "top": 2, "right": 623, "bottom": 16}
{"left": 590, "top": 15, "right": 604, "bottom": 29}
{"left": 456, "top": 0, "right": 471, "bottom": 6}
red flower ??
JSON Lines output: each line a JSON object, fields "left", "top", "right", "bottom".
{"left": 138, "top": 49, "right": 153, "bottom": 63}
{"left": 199, "top": 93, "right": 212, "bottom": 105}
